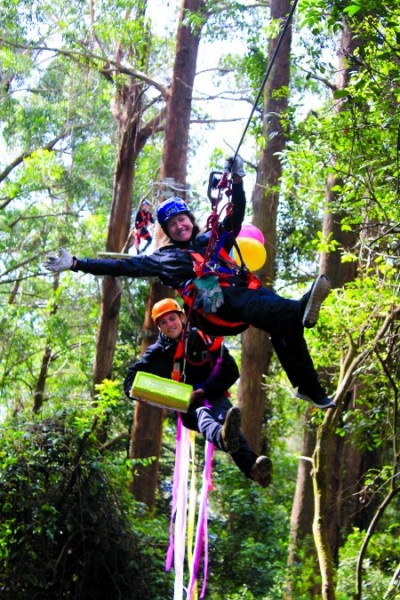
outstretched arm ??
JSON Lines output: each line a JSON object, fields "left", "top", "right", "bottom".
{"left": 43, "top": 248, "right": 168, "bottom": 280}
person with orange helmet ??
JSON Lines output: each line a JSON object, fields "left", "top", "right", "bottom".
{"left": 124, "top": 298, "right": 272, "bottom": 488}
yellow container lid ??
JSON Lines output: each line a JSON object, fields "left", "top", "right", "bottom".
{"left": 130, "top": 371, "right": 192, "bottom": 413}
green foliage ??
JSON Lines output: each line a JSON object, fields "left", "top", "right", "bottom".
{"left": 202, "top": 445, "right": 297, "bottom": 599}
{"left": 0, "top": 402, "right": 173, "bottom": 599}
{"left": 337, "top": 528, "right": 400, "bottom": 599}
{"left": 284, "top": 534, "right": 322, "bottom": 599}
{"left": 0, "top": 0, "right": 182, "bottom": 416}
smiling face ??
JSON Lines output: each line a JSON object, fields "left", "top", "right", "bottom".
{"left": 166, "top": 213, "right": 194, "bottom": 243}
{"left": 156, "top": 311, "right": 184, "bottom": 339}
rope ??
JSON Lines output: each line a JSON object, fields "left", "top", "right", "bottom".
{"left": 232, "top": 0, "right": 300, "bottom": 162}
{"left": 179, "top": 172, "right": 232, "bottom": 366}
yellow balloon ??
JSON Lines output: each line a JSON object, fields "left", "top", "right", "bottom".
{"left": 233, "top": 237, "right": 267, "bottom": 271}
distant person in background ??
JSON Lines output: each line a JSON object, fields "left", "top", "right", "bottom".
{"left": 124, "top": 298, "right": 272, "bottom": 488}
{"left": 132, "top": 199, "right": 154, "bottom": 254}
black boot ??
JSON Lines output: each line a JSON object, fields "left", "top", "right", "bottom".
{"left": 221, "top": 407, "right": 241, "bottom": 454}
{"left": 250, "top": 456, "right": 273, "bottom": 488}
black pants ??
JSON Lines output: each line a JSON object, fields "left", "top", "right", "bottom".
{"left": 217, "top": 285, "right": 325, "bottom": 394}
{"left": 181, "top": 394, "right": 258, "bottom": 478}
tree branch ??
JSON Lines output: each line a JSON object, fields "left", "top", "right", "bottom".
{"left": 100, "top": 432, "right": 130, "bottom": 452}
{"left": 0, "top": 37, "right": 170, "bottom": 100}
{"left": 0, "top": 125, "right": 85, "bottom": 190}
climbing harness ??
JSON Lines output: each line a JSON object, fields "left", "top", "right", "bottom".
{"left": 179, "top": 170, "right": 262, "bottom": 337}
{"left": 172, "top": 330, "right": 225, "bottom": 382}
{"left": 180, "top": 246, "right": 261, "bottom": 336}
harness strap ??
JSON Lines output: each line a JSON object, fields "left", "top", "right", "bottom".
{"left": 172, "top": 338, "right": 186, "bottom": 382}
{"left": 179, "top": 247, "right": 262, "bottom": 332}
{"left": 189, "top": 252, "right": 206, "bottom": 277}
{"left": 187, "top": 248, "right": 261, "bottom": 287}
{"left": 172, "top": 330, "right": 220, "bottom": 379}
{"left": 196, "top": 330, "right": 224, "bottom": 355}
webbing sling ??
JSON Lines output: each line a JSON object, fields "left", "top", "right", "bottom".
{"left": 180, "top": 247, "right": 261, "bottom": 332}
{"left": 172, "top": 331, "right": 224, "bottom": 382}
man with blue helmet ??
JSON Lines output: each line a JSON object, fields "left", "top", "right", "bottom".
{"left": 44, "top": 157, "right": 334, "bottom": 410}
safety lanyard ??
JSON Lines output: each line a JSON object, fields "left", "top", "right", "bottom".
{"left": 172, "top": 330, "right": 223, "bottom": 381}
{"left": 172, "top": 337, "right": 187, "bottom": 383}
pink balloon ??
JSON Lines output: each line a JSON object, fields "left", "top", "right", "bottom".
{"left": 238, "top": 224, "right": 265, "bottom": 245}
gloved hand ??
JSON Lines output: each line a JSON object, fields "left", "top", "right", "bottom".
{"left": 223, "top": 155, "right": 246, "bottom": 178}
{"left": 43, "top": 248, "right": 73, "bottom": 272}
{"left": 193, "top": 273, "right": 224, "bottom": 314}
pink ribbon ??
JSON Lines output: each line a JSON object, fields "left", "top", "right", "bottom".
{"left": 187, "top": 441, "right": 215, "bottom": 599}
{"left": 166, "top": 413, "right": 215, "bottom": 600}
{"left": 166, "top": 415, "right": 191, "bottom": 600}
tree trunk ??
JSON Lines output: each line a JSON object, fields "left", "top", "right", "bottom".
{"left": 93, "top": 115, "right": 139, "bottom": 389}
{"left": 33, "top": 344, "right": 52, "bottom": 413}
{"left": 91, "top": 1, "right": 162, "bottom": 397}
{"left": 128, "top": 280, "right": 170, "bottom": 507}
{"left": 33, "top": 274, "right": 59, "bottom": 412}
{"left": 288, "top": 16, "right": 359, "bottom": 598}
{"left": 286, "top": 408, "right": 319, "bottom": 598}
{"left": 288, "top": 18, "right": 361, "bottom": 599}
{"left": 311, "top": 309, "right": 398, "bottom": 599}
{"left": 239, "top": 0, "right": 292, "bottom": 453}
{"left": 160, "top": 0, "right": 205, "bottom": 184}
{"left": 312, "top": 416, "right": 337, "bottom": 600}
{"left": 129, "top": 0, "right": 206, "bottom": 508}
{"left": 319, "top": 19, "right": 359, "bottom": 288}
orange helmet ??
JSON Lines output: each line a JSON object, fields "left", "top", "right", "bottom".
{"left": 151, "top": 298, "right": 183, "bottom": 323}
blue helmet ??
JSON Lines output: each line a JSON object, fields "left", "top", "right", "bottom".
{"left": 157, "top": 197, "right": 189, "bottom": 225}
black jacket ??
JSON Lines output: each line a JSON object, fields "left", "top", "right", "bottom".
{"left": 124, "top": 328, "right": 239, "bottom": 401}
{"left": 73, "top": 181, "right": 251, "bottom": 334}
{"left": 73, "top": 181, "right": 246, "bottom": 289}
{"left": 135, "top": 209, "right": 154, "bottom": 230}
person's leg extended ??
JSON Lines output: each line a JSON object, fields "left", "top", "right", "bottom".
{"left": 183, "top": 399, "right": 272, "bottom": 487}
{"left": 223, "top": 284, "right": 334, "bottom": 409}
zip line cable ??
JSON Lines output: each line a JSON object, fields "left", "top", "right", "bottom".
{"left": 233, "top": 0, "right": 300, "bottom": 162}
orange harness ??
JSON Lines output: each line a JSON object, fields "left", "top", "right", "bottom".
{"left": 172, "top": 331, "right": 224, "bottom": 382}
{"left": 179, "top": 246, "right": 261, "bottom": 333}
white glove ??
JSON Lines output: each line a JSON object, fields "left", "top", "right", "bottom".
{"left": 224, "top": 155, "right": 246, "bottom": 178}
{"left": 43, "top": 248, "right": 73, "bottom": 272}
{"left": 193, "top": 273, "right": 224, "bottom": 314}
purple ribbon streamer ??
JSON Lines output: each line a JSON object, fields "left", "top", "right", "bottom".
{"left": 187, "top": 441, "right": 215, "bottom": 599}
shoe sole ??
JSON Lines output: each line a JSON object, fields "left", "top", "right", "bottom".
{"left": 302, "top": 274, "right": 331, "bottom": 328}
{"left": 296, "top": 391, "right": 336, "bottom": 409}
{"left": 221, "top": 407, "right": 241, "bottom": 453}
{"left": 252, "top": 456, "right": 272, "bottom": 488}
